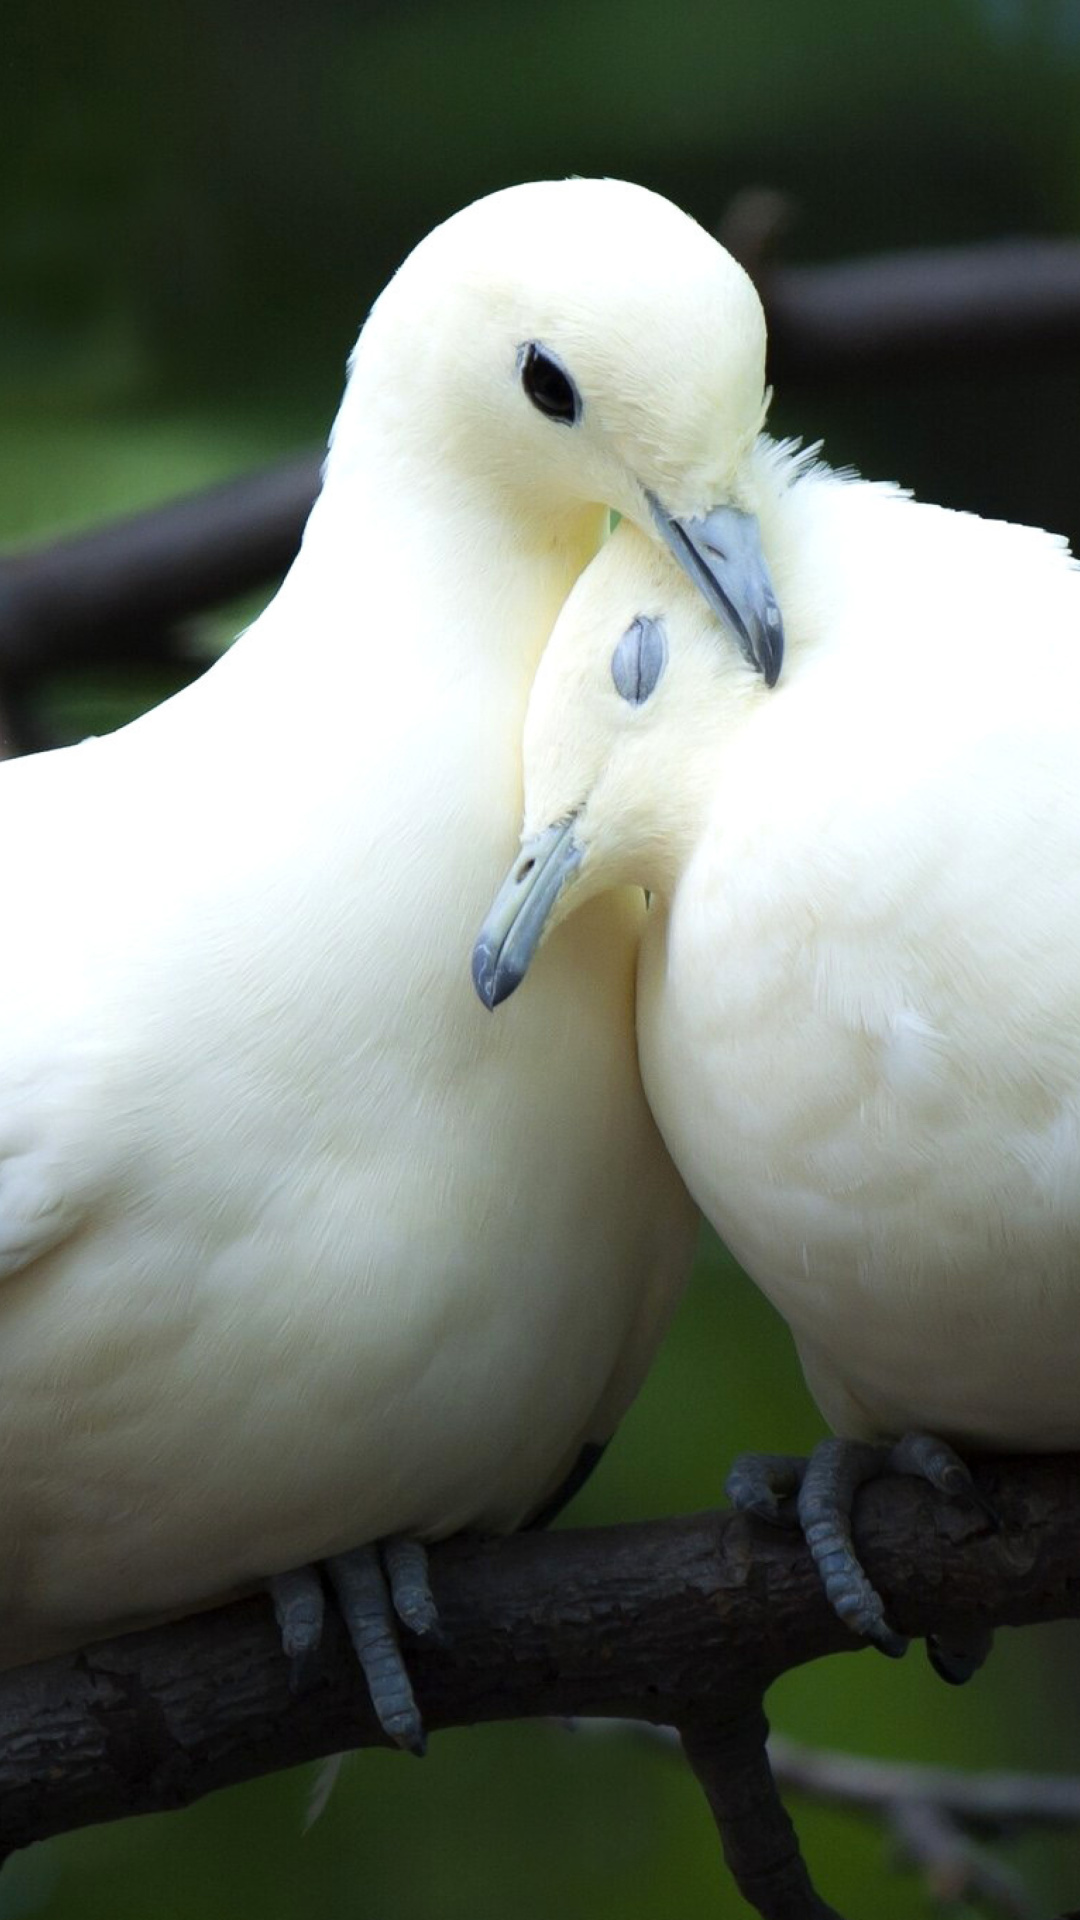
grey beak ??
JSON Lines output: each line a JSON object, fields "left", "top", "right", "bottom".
{"left": 473, "top": 819, "right": 582, "bottom": 1009}
{"left": 648, "top": 497, "right": 784, "bottom": 687}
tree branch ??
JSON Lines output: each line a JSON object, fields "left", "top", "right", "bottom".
{"left": 719, "top": 192, "right": 1080, "bottom": 372}
{"left": 682, "top": 1708, "right": 845, "bottom": 1920}
{"left": 609, "top": 1724, "right": 1080, "bottom": 1917}
{"left": 3, "top": 1454, "right": 1079, "bottom": 1905}
{"left": 767, "top": 1735, "right": 1080, "bottom": 1831}
{"left": 772, "top": 1732, "right": 1077, "bottom": 1919}
{"left": 0, "top": 454, "right": 323, "bottom": 679}
{"left": 767, "top": 238, "right": 1080, "bottom": 375}
{"left": 888, "top": 1798, "right": 1037, "bottom": 1920}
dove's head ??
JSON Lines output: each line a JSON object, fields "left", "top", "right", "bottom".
{"left": 335, "top": 178, "right": 782, "bottom": 685}
{"left": 473, "top": 520, "right": 765, "bottom": 1009}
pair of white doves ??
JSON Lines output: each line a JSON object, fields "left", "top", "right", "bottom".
{"left": 3, "top": 178, "right": 1079, "bottom": 1739}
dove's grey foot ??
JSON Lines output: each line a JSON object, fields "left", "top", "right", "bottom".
{"left": 795, "top": 1437, "right": 910, "bottom": 1658}
{"left": 376, "top": 1534, "right": 441, "bottom": 1637}
{"left": 326, "top": 1538, "right": 439, "bottom": 1754}
{"left": 725, "top": 1450, "right": 808, "bottom": 1528}
{"left": 727, "top": 1432, "right": 995, "bottom": 1681}
{"left": 886, "top": 1433, "right": 997, "bottom": 1684}
{"left": 268, "top": 1535, "right": 440, "bottom": 1753}
{"left": 269, "top": 1563, "right": 326, "bottom": 1682}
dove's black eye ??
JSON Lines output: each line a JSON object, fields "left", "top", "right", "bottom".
{"left": 518, "top": 343, "right": 581, "bottom": 425}
{"left": 611, "top": 617, "right": 668, "bottom": 705}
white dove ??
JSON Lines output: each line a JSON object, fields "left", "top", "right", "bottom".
{"left": 476, "top": 451, "right": 1080, "bottom": 1679}
{"left": 0, "top": 178, "right": 783, "bottom": 1747}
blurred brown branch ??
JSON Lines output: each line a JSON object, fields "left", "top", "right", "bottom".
{"left": 719, "top": 190, "right": 1080, "bottom": 371}
{"left": 769, "top": 240, "right": 1080, "bottom": 375}
{"left": 772, "top": 239, "right": 1080, "bottom": 365}
{"left": 3, "top": 1454, "right": 1080, "bottom": 1920}
{"left": 0, "top": 454, "right": 322, "bottom": 678}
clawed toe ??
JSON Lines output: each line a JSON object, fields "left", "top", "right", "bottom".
{"left": 728, "top": 1431, "right": 995, "bottom": 1682}
{"left": 326, "top": 1536, "right": 438, "bottom": 1754}
{"left": 887, "top": 1434, "right": 997, "bottom": 1680}
{"left": 729, "top": 1436, "right": 902, "bottom": 1651}
{"left": 268, "top": 1534, "right": 439, "bottom": 1752}
{"left": 888, "top": 1431, "right": 1000, "bottom": 1527}
{"left": 797, "top": 1437, "right": 909, "bottom": 1658}
{"left": 726, "top": 1450, "right": 807, "bottom": 1526}
{"left": 381, "top": 1535, "right": 443, "bottom": 1641}
{"left": 268, "top": 1564, "right": 326, "bottom": 1684}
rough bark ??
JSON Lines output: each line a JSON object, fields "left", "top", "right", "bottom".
{"left": 2, "top": 1452, "right": 1078, "bottom": 1856}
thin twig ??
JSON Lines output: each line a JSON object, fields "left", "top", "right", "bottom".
{"left": 767, "top": 1735, "right": 1080, "bottom": 1831}
{"left": 586, "top": 1721, "right": 1080, "bottom": 1831}
{"left": 889, "top": 1798, "right": 1038, "bottom": 1920}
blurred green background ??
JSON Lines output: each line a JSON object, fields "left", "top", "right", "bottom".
{"left": 4, "top": 1, "right": 1080, "bottom": 1914}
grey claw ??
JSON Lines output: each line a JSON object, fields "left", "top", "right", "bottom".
{"left": 383, "top": 1535, "right": 442, "bottom": 1640}
{"left": 326, "top": 1543, "right": 428, "bottom": 1755}
{"left": 734, "top": 1431, "right": 996, "bottom": 1683}
{"left": 797, "top": 1437, "right": 908, "bottom": 1656}
{"left": 889, "top": 1431, "right": 1001, "bottom": 1528}
{"left": 928, "top": 1625, "right": 995, "bottom": 1685}
{"left": 726, "top": 1451, "right": 807, "bottom": 1526}
{"left": 268, "top": 1565, "right": 326, "bottom": 1688}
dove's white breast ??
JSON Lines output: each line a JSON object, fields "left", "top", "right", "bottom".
{"left": 0, "top": 473, "right": 693, "bottom": 1662}
{"left": 639, "top": 465, "right": 1080, "bottom": 1451}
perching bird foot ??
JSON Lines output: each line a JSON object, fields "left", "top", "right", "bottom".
{"left": 727, "top": 1433, "right": 996, "bottom": 1682}
{"left": 269, "top": 1563, "right": 327, "bottom": 1682}
{"left": 268, "top": 1536, "right": 441, "bottom": 1753}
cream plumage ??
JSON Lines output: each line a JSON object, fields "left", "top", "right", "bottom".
{"left": 0, "top": 179, "right": 789, "bottom": 1727}
{"left": 477, "top": 440, "right": 1080, "bottom": 1662}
